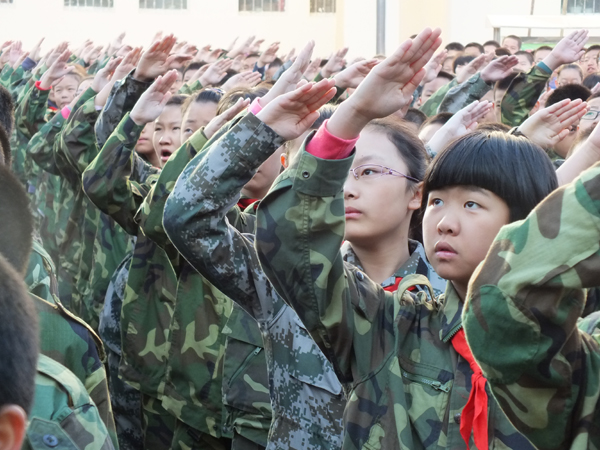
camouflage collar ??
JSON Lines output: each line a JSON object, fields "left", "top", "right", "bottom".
{"left": 342, "top": 239, "right": 424, "bottom": 289}
{"left": 438, "top": 282, "right": 464, "bottom": 342}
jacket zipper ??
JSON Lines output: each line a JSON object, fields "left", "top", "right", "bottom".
{"left": 442, "top": 322, "right": 463, "bottom": 343}
{"left": 401, "top": 370, "right": 451, "bottom": 393}
{"left": 229, "top": 346, "right": 262, "bottom": 383}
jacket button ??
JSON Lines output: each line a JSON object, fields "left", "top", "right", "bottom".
{"left": 302, "top": 170, "right": 310, "bottom": 178}
{"left": 43, "top": 434, "right": 59, "bottom": 448}
{"left": 356, "top": 271, "right": 365, "bottom": 281}
{"left": 454, "top": 413, "right": 461, "bottom": 424}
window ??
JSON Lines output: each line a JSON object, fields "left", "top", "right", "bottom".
{"left": 64, "top": 0, "right": 113, "bottom": 6}
{"left": 566, "top": 0, "right": 600, "bottom": 13}
{"left": 239, "top": 0, "right": 285, "bottom": 12}
{"left": 140, "top": 0, "right": 187, "bottom": 8}
{"left": 0, "top": 0, "right": 14, "bottom": 4}
{"left": 310, "top": 0, "right": 335, "bottom": 12}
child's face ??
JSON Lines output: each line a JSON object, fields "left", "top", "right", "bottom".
{"left": 423, "top": 186, "right": 510, "bottom": 294}
{"left": 153, "top": 105, "right": 182, "bottom": 166}
{"left": 169, "top": 71, "right": 184, "bottom": 95}
{"left": 181, "top": 100, "right": 218, "bottom": 141}
{"left": 557, "top": 68, "right": 582, "bottom": 87}
{"left": 52, "top": 75, "right": 79, "bottom": 110}
{"left": 136, "top": 122, "right": 157, "bottom": 158}
{"left": 343, "top": 129, "right": 421, "bottom": 246}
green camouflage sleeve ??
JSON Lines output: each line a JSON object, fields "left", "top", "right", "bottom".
{"left": 164, "top": 113, "right": 285, "bottom": 316}
{"left": 177, "top": 80, "right": 202, "bottom": 95}
{"left": 26, "top": 239, "right": 59, "bottom": 303}
{"left": 255, "top": 140, "right": 395, "bottom": 384}
{"left": 25, "top": 354, "right": 115, "bottom": 450}
{"left": 501, "top": 63, "right": 552, "bottom": 127}
{"left": 419, "top": 78, "right": 458, "bottom": 117}
{"left": 464, "top": 162, "right": 600, "bottom": 450}
{"left": 27, "top": 112, "right": 66, "bottom": 176}
{"left": 95, "top": 72, "right": 152, "bottom": 150}
{"left": 82, "top": 113, "right": 159, "bottom": 235}
{"left": 0, "top": 63, "right": 14, "bottom": 89}
{"left": 438, "top": 73, "right": 492, "bottom": 114}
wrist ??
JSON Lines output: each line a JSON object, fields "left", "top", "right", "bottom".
{"left": 132, "top": 69, "right": 153, "bottom": 83}
{"left": 326, "top": 101, "right": 368, "bottom": 139}
{"left": 129, "top": 112, "right": 147, "bottom": 126}
{"left": 38, "top": 76, "right": 52, "bottom": 90}
{"left": 320, "top": 69, "right": 331, "bottom": 79}
{"left": 542, "top": 54, "right": 562, "bottom": 72}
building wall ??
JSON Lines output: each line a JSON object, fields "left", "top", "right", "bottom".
{"left": 0, "top": 0, "right": 598, "bottom": 62}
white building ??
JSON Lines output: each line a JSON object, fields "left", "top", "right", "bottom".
{"left": 0, "top": 0, "right": 599, "bottom": 60}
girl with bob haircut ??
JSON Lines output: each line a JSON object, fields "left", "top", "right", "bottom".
{"left": 254, "top": 28, "right": 559, "bottom": 450}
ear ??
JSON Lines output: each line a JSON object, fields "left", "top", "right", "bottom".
{"left": 280, "top": 152, "right": 288, "bottom": 169}
{"left": 0, "top": 405, "right": 28, "bottom": 450}
{"left": 407, "top": 182, "right": 423, "bottom": 211}
{"left": 417, "top": 97, "right": 423, "bottom": 107}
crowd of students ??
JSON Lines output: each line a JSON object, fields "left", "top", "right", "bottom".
{"left": 0, "top": 25, "right": 600, "bottom": 450}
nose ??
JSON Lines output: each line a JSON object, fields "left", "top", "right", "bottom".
{"left": 343, "top": 175, "right": 359, "bottom": 200}
{"left": 437, "top": 212, "right": 459, "bottom": 236}
{"left": 159, "top": 133, "right": 172, "bottom": 145}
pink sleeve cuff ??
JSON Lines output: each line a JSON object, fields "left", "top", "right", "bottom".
{"left": 306, "top": 120, "right": 359, "bottom": 160}
{"left": 35, "top": 80, "right": 51, "bottom": 91}
{"left": 249, "top": 97, "right": 264, "bottom": 116}
{"left": 61, "top": 106, "right": 71, "bottom": 119}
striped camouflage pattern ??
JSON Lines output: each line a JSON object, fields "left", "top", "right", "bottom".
{"left": 464, "top": 161, "right": 600, "bottom": 450}
{"left": 25, "top": 354, "right": 115, "bottom": 450}
{"left": 164, "top": 113, "right": 349, "bottom": 450}
{"left": 501, "top": 63, "right": 552, "bottom": 127}
{"left": 254, "top": 140, "right": 536, "bottom": 450}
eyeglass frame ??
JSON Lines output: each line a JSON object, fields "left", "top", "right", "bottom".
{"left": 582, "top": 110, "right": 600, "bottom": 121}
{"left": 349, "top": 164, "right": 421, "bottom": 183}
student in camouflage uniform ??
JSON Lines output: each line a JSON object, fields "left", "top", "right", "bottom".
{"left": 253, "top": 28, "right": 565, "bottom": 450}
{"left": 463, "top": 125, "right": 600, "bottom": 450}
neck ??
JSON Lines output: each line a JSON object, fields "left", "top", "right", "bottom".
{"left": 349, "top": 227, "right": 412, "bottom": 285}
{"left": 241, "top": 186, "right": 266, "bottom": 201}
{"left": 451, "top": 280, "right": 467, "bottom": 302}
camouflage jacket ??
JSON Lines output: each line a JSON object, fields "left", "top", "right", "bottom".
{"left": 420, "top": 78, "right": 458, "bottom": 117}
{"left": 342, "top": 240, "right": 446, "bottom": 297}
{"left": 438, "top": 73, "right": 493, "bottom": 115}
{"left": 32, "top": 292, "right": 118, "bottom": 447}
{"left": 164, "top": 113, "right": 347, "bottom": 450}
{"left": 25, "top": 354, "right": 115, "bottom": 450}
{"left": 464, "top": 161, "right": 600, "bottom": 450}
{"left": 26, "top": 238, "right": 60, "bottom": 304}
{"left": 254, "top": 140, "right": 536, "bottom": 450}
{"left": 82, "top": 113, "right": 170, "bottom": 402}
{"left": 501, "top": 63, "right": 552, "bottom": 127}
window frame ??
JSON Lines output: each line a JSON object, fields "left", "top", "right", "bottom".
{"left": 310, "top": 0, "right": 336, "bottom": 13}
{"left": 139, "top": 0, "right": 188, "bottom": 9}
{"left": 566, "top": 0, "right": 600, "bottom": 14}
{"left": 63, "top": 0, "right": 114, "bottom": 7}
{"left": 239, "top": 0, "right": 285, "bottom": 13}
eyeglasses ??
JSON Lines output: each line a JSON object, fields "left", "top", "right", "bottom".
{"left": 349, "top": 164, "right": 420, "bottom": 183}
{"left": 579, "top": 57, "right": 600, "bottom": 63}
{"left": 582, "top": 110, "right": 600, "bottom": 121}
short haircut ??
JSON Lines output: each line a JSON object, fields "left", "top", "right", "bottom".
{"left": 0, "top": 124, "right": 11, "bottom": 166}
{"left": 495, "top": 73, "right": 519, "bottom": 92}
{"left": 423, "top": 131, "right": 558, "bottom": 222}
{"left": 465, "top": 42, "right": 485, "bottom": 54}
{"left": 436, "top": 70, "right": 455, "bottom": 82}
{"left": 515, "top": 50, "right": 534, "bottom": 65}
{"left": 182, "top": 88, "right": 224, "bottom": 115}
{"left": 183, "top": 62, "right": 205, "bottom": 76}
{"left": 421, "top": 112, "right": 454, "bottom": 129}
{"left": 0, "top": 254, "right": 39, "bottom": 416}
{"left": 533, "top": 45, "right": 553, "bottom": 59}
{"left": 583, "top": 73, "right": 600, "bottom": 91}
{"left": 585, "top": 44, "right": 600, "bottom": 54}
{"left": 547, "top": 84, "right": 591, "bottom": 106}
{"left": 476, "top": 122, "right": 511, "bottom": 132}
{"left": 0, "top": 165, "right": 33, "bottom": 274}
{"left": 165, "top": 94, "right": 189, "bottom": 108}
{"left": 404, "top": 108, "right": 427, "bottom": 128}
{"left": 483, "top": 40, "right": 500, "bottom": 49}
{"left": 245, "top": 52, "right": 260, "bottom": 59}
{"left": 495, "top": 48, "right": 512, "bottom": 57}
{"left": 503, "top": 35, "right": 522, "bottom": 49}
{"left": 445, "top": 42, "right": 465, "bottom": 52}
{"left": 453, "top": 55, "right": 475, "bottom": 72}
{"left": 0, "top": 85, "right": 14, "bottom": 137}
{"left": 558, "top": 63, "right": 584, "bottom": 80}
{"left": 269, "top": 57, "right": 283, "bottom": 68}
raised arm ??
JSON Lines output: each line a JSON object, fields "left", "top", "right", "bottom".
{"left": 464, "top": 161, "right": 600, "bottom": 450}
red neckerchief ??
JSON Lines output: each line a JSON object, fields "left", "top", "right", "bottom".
{"left": 451, "top": 329, "right": 488, "bottom": 450}
{"left": 383, "top": 277, "right": 416, "bottom": 293}
{"left": 237, "top": 198, "right": 258, "bottom": 211}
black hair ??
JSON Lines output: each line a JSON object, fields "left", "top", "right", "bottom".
{"left": 0, "top": 85, "right": 14, "bottom": 137}
{"left": 503, "top": 35, "right": 522, "bottom": 49}
{"left": 453, "top": 56, "right": 474, "bottom": 73}
{"left": 588, "top": 91, "right": 600, "bottom": 102}
{"left": 483, "top": 40, "right": 500, "bottom": 49}
{"left": 269, "top": 57, "right": 283, "bottom": 68}
{"left": 495, "top": 73, "right": 519, "bottom": 92}
{"left": 557, "top": 63, "right": 583, "bottom": 81}
{"left": 583, "top": 74, "right": 600, "bottom": 91}
{"left": 217, "top": 86, "right": 270, "bottom": 115}
{"left": 445, "top": 42, "right": 464, "bottom": 52}
{"left": 585, "top": 44, "right": 600, "bottom": 54}
{"left": 404, "top": 108, "right": 427, "bottom": 128}
{"left": 183, "top": 62, "right": 205, "bottom": 76}
{"left": 0, "top": 254, "right": 39, "bottom": 416}
{"left": 183, "top": 88, "right": 224, "bottom": 115}
{"left": 495, "top": 48, "right": 512, "bottom": 57}
{"left": 423, "top": 131, "right": 558, "bottom": 222}
{"left": 465, "top": 42, "right": 485, "bottom": 55}
{"left": 547, "top": 84, "right": 591, "bottom": 106}
{"left": 219, "top": 69, "right": 239, "bottom": 85}
{"left": 0, "top": 124, "right": 10, "bottom": 166}
{"left": 421, "top": 112, "right": 454, "bottom": 129}
{"left": 476, "top": 122, "right": 511, "bottom": 132}
{"left": 515, "top": 50, "right": 534, "bottom": 65}
{"left": 533, "top": 45, "right": 553, "bottom": 58}
{"left": 245, "top": 52, "right": 260, "bottom": 59}
{"left": 165, "top": 94, "right": 189, "bottom": 108}
{"left": 0, "top": 165, "right": 33, "bottom": 274}
{"left": 435, "top": 70, "right": 455, "bottom": 82}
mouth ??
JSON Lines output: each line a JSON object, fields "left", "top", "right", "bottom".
{"left": 345, "top": 207, "right": 362, "bottom": 219}
{"left": 160, "top": 149, "right": 173, "bottom": 162}
{"left": 434, "top": 241, "right": 458, "bottom": 260}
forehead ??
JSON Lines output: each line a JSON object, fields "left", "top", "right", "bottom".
{"left": 588, "top": 98, "right": 600, "bottom": 109}
{"left": 156, "top": 105, "right": 183, "bottom": 124}
{"left": 355, "top": 128, "right": 406, "bottom": 166}
{"left": 560, "top": 68, "right": 581, "bottom": 77}
{"left": 185, "top": 100, "right": 217, "bottom": 119}
{"left": 55, "top": 76, "right": 79, "bottom": 88}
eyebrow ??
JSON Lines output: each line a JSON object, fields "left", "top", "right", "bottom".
{"left": 353, "top": 154, "right": 387, "bottom": 165}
